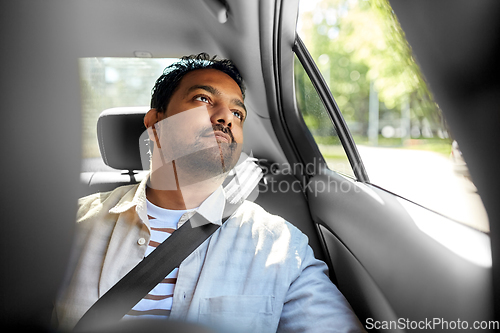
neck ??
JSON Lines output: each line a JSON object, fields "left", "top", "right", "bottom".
{"left": 146, "top": 161, "right": 225, "bottom": 210}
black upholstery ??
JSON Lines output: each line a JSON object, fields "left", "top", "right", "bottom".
{"left": 80, "top": 107, "right": 150, "bottom": 197}
{"left": 97, "top": 107, "right": 150, "bottom": 170}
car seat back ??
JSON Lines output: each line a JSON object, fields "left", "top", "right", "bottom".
{"left": 80, "top": 107, "right": 150, "bottom": 196}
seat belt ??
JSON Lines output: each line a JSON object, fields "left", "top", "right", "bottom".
{"left": 74, "top": 156, "right": 263, "bottom": 332}
{"left": 74, "top": 214, "right": 228, "bottom": 332}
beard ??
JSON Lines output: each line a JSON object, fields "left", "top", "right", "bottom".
{"left": 153, "top": 121, "right": 241, "bottom": 187}
{"left": 172, "top": 140, "right": 240, "bottom": 187}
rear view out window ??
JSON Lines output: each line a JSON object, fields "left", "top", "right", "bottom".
{"left": 79, "top": 57, "right": 177, "bottom": 171}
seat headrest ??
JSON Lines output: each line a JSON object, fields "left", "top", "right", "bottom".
{"left": 97, "top": 107, "right": 150, "bottom": 170}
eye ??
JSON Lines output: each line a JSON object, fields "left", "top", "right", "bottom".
{"left": 194, "top": 95, "right": 210, "bottom": 104}
{"left": 232, "top": 110, "right": 244, "bottom": 120}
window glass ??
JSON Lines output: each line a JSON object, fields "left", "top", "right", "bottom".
{"left": 79, "top": 57, "right": 178, "bottom": 171}
{"left": 297, "top": 0, "right": 488, "bottom": 232}
{"left": 294, "top": 55, "right": 354, "bottom": 178}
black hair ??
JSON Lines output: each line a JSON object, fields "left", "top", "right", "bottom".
{"left": 150, "top": 53, "right": 245, "bottom": 113}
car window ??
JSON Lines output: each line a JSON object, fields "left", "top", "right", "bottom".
{"left": 294, "top": 55, "right": 354, "bottom": 178}
{"left": 297, "top": 0, "right": 488, "bottom": 232}
{"left": 79, "top": 57, "right": 178, "bottom": 172}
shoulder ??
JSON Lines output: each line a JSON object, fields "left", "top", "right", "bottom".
{"left": 221, "top": 201, "right": 318, "bottom": 278}
{"left": 230, "top": 200, "right": 308, "bottom": 246}
{"left": 76, "top": 184, "right": 138, "bottom": 223}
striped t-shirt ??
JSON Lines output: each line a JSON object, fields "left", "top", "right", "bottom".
{"left": 122, "top": 199, "right": 194, "bottom": 320}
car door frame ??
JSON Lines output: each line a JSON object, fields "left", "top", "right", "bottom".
{"left": 263, "top": 0, "right": 495, "bottom": 331}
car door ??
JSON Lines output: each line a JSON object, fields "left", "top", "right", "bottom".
{"left": 266, "top": 1, "right": 494, "bottom": 331}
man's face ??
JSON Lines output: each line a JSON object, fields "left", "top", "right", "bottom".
{"left": 164, "top": 68, "right": 245, "bottom": 143}
{"left": 147, "top": 68, "right": 246, "bottom": 187}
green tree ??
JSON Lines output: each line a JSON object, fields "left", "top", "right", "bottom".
{"left": 298, "top": 0, "right": 445, "bottom": 143}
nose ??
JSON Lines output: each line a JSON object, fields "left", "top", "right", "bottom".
{"left": 210, "top": 104, "right": 233, "bottom": 128}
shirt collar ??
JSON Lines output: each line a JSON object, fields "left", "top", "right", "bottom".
{"left": 108, "top": 175, "right": 148, "bottom": 215}
{"left": 108, "top": 174, "right": 226, "bottom": 228}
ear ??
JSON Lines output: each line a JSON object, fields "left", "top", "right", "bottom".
{"left": 144, "top": 108, "right": 162, "bottom": 146}
{"left": 144, "top": 108, "right": 159, "bottom": 128}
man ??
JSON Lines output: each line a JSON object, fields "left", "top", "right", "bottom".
{"left": 55, "top": 53, "right": 364, "bottom": 332}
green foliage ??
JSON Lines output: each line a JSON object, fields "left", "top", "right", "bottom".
{"left": 298, "top": 0, "right": 447, "bottom": 142}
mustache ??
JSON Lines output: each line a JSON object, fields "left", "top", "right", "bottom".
{"left": 200, "top": 124, "right": 235, "bottom": 143}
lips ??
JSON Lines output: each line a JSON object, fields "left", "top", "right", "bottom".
{"left": 199, "top": 124, "right": 234, "bottom": 144}
{"left": 213, "top": 131, "right": 231, "bottom": 143}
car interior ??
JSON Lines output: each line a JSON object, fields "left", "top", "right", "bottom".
{"left": 2, "top": 0, "right": 499, "bottom": 332}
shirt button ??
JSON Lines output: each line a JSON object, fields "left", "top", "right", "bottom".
{"left": 137, "top": 238, "right": 146, "bottom": 245}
